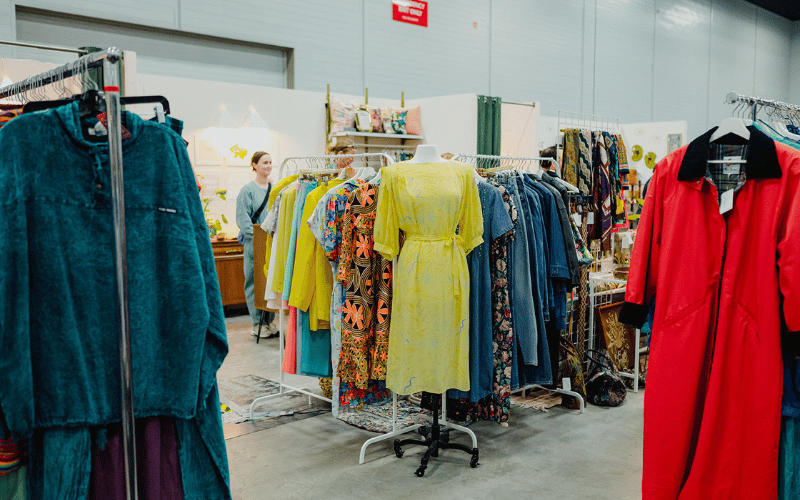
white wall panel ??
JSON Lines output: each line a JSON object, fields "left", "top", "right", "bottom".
{"left": 753, "top": 8, "right": 791, "bottom": 103}
{"left": 0, "top": 0, "right": 796, "bottom": 142}
{"left": 490, "top": 0, "right": 584, "bottom": 115}
{"left": 180, "top": 0, "right": 363, "bottom": 94}
{"left": 581, "top": 0, "right": 597, "bottom": 115}
{"left": 14, "top": 9, "right": 288, "bottom": 87}
{"left": 364, "top": 0, "right": 490, "bottom": 99}
{"left": 789, "top": 21, "right": 800, "bottom": 105}
{"left": 652, "top": 0, "right": 711, "bottom": 140}
{"left": 707, "top": 0, "right": 757, "bottom": 130}
{"left": 15, "top": 0, "right": 178, "bottom": 30}
{"left": 593, "top": 0, "right": 656, "bottom": 123}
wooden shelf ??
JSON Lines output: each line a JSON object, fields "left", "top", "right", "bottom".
{"left": 330, "top": 131, "right": 424, "bottom": 139}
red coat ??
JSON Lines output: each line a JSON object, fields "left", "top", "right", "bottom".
{"left": 620, "top": 127, "right": 800, "bottom": 499}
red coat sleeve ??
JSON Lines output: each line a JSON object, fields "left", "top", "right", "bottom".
{"left": 619, "top": 162, "right": 665, "bottom": 328}
{"left": 778, "top": 159, "right": 800, "bottom": 335}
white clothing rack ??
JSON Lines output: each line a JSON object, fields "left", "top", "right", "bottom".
{"left": 454, "top": 153, "right": 557, "bottom": 172}
{"left": 252, "top": 152, "right": 439, "bottom": 464}
{"left": 277, "top": 152, "right": 393, "bottom": 179}
{"left": 588, "top": 274, "right": 642, "bottom": 393}
{"left": 454, "top": 153, "right": 586, "bottom": 414}
{"left": 0, "top": 48, "right": 137, "bottom": 500}
{"left": 557, "top": 110, "right": 621, "bottom": 134}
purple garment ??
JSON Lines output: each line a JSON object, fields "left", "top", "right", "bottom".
{"left": 89, "top": 416, "right": 184, "bottom": 500}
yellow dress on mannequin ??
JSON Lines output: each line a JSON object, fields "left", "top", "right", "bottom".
{"left": 374, "top": 161, "right": 483, "bottom": 395}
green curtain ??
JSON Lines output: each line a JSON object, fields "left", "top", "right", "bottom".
{"left": 477, "top": 95, "right": 502, "bottom": 157}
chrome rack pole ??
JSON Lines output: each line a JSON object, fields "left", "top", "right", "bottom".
{"left": 104, "top": 51, "right": 139, "bottom": 500}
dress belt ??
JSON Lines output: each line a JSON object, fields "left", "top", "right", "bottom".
{"left": 405, "top": 234, "right": 464, "bottom": 296}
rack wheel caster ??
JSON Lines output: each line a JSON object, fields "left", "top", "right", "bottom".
{"left": 470, "top": 449, "right": 479, "bottom": 468}
{"left": 393, "top": 440, "right": 404, "bottom": 458}
{"left": 415, "top": 466, "right": 426, "bottom": 477}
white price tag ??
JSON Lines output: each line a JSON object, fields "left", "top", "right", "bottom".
{"left": 562, "top": 377, "right": 571, "bottom": 392}
{"left": 572, "top": 213, "right": 582, "bottom": 227}
{"left": 720, "top": 189, "right": 733, "bottom": 214}
{"left": 587, "top": 212, "right": 595, "bottom": 225}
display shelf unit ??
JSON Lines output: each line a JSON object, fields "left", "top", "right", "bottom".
{"left": 588, "top": 273, "right": 642, "bottom": 393}
{"left": 331, "top": 131, "right": 424, "bottom": 140}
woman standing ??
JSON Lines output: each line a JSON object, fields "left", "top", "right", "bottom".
{"left": 236, "top": 151, "right": 277, "bottom": 337}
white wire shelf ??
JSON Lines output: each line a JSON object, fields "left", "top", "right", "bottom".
{"left": 330, "top": 131, "right": 424, "bottom": 139}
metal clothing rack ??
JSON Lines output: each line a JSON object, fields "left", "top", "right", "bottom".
{"left": 724, "top": 91, "right": 800, "bottom": 121}
{"left": 453, "top": 153, "right": 586, "bottom": 413}
{"left": 254, "top": 152, "right": 436, "bottom": 465}
{"left": 588, "top": 274, "right": 642, "bottom": 393}
{"left": 557, "top": 110, "right": 621, "bottom": 134}
{"left": 454, "top": 153, "right": 558, "bottom": 172}
{"left": 555, "top": 111, "right": 622, "bottom": 369}
{"left": 261, "top": 152, "right": 479, "bottom": 465}
{"left": 0, "top": 48, "right": 138, "bottom": 500}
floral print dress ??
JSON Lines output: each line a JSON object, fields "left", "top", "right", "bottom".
{"left": 452, "top": 182, "right": 518, "bottom": 425}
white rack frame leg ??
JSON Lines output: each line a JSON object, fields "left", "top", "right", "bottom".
{"left": 511, "top": 383, "right": 585, "bottom": 414}
{"left": 617, "top": 328, "right": 641, "bottom": 393}
{"left": 249, "top": 307, "right": 332, "bottom": 420}
{"left": 588, "top": 275, "right": 641, "bottom": 394}
{"left": 358, "top": 392, "right": 423, "bottom": 464}
{"left": 440, "top": 394, "right": 479, "bottom": 450}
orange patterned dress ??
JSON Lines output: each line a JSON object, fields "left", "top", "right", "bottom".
{"left": 336, "top": 183, "right": 392, "bottom": 387}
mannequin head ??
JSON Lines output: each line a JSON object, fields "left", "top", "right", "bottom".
{"left": 329, "top": 137, "right": 356, "bottom": 168}
{"left": 251, "top": 151, "right": 272, "bottom": 178}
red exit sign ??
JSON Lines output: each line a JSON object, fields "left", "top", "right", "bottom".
{"left": 392, "top": 0, "right": 428, "bottom": 27}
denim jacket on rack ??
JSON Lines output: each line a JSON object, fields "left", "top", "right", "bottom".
{"left": 497, "top": 175, "right": 539, "bottom": 368}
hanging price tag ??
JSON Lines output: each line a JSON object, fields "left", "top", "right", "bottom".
{"left": 587, "top": 212, "right": 595, "bottom": 225}
{"left": 720, "top": 190, "right": 734, "bottom": 214}
{"left": 572, "top": 213, "right": 582, "bottom": 227}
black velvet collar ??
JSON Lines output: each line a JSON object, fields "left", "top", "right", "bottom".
{"left": 677, "top": 126, "right": 782, "bottom": 181}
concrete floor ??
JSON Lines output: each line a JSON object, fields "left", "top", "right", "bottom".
{"left": 220, "top": 315, "right": 644, "bottom": 500}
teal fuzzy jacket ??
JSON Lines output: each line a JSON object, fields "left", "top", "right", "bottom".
{"left": 0, "top": 102, "right": 230, "bottom": 499}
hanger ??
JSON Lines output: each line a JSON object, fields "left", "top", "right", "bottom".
{"left": 769, "top": 107, "right": 800, "bottom": 141}
{"left": 710, "top": 98, "right": 751, "bottom": 143}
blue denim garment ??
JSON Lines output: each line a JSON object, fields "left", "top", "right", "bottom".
{"left": 0, "top": 102, "right": 230, "bottom": 498}
{"left": 527, "top": 177, "right": 571, "bottom": 330}
{"left": 520, "top": 178, "right": 552, "bottom": 322}
{"left": 526, "top": 178, "right": 571, "bottom": 281}
{"left": 498, "top": 178, "right": 538, "bottom": 370}
{"left": 515, "top": 179, "right": 554, "bottom": 386}
{"left": 449, "top": 183, "right": 513, "bottom": 402}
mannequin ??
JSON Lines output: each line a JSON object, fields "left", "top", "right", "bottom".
{"left": 407, "top": 144, "right": 447, "bottom": 164}
{"left": 386, "top": 141, "right": 480, "bottom": 475}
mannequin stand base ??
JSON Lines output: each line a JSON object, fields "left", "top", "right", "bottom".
{"left": 393, "top": 394, "right": 479, "bottom": 477}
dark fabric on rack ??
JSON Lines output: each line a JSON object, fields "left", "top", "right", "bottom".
{"left": 88, "top": 417, "right": 183, "bottom": 500}
{"left": 0, "top": 102, "right": 230, "bottom": 499}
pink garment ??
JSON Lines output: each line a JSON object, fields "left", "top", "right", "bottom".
{"left": 281, "top": 307, "right": 298, "bottom": 374}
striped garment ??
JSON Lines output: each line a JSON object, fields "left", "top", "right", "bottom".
{"left": 0, "top": 437, "right": 23, "bottom": 475}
